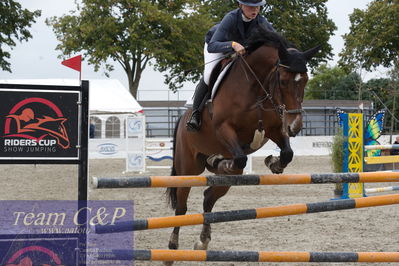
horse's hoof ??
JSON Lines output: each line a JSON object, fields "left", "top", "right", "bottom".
{"left": 168, "top": 233, "right": 179, "bottom": 250}
{"left": 233, "top": 155, "right": 247, "bottom": 169}
{"left": 264, "top": 155, "right": 278, "bottom": 168}
{"left": 206, "top": 154, "right": 224, "bottom": 169}
{"left": 168, "top": 242, "right": 178, "bottom": 250}
{"left": 194, "top": 239, "right": 210, "bottom": 250}
{"left": 217, "top": 160, "right": 234, "bottom": 174}
{"left": 264, "top": 155, "right": 284, "bottom": 174}
{"left": 271, "top": 165, "right": 284, "bottom": 174}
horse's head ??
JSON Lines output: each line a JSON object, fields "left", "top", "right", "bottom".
{"left": 246, "top": 26, "right": 320, "bottom": 137}
{"left": 273, "top": 45, "right": 320, "bottom": 136}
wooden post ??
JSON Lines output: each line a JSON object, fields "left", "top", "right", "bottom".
{"left": 342, "top": 113, "right": 365, "bottom": 198}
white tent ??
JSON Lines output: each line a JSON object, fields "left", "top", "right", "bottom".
{"left": 88, "top": 79, "right": 143, "bottom": 114}
{"left": 0, "top": 79, "right": 143, "bottom": 114}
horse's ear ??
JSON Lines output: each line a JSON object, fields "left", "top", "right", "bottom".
{"left": 303, "top": 45, "right": 321, "bottom": 61}
{"left": 278, "top": 46, "right": 289, "bottom": 59}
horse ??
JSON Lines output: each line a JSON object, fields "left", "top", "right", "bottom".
{"left": 165, "top": 25, "right": 320, "bottom": 264}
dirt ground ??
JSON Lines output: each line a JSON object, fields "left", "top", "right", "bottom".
{"left": 1, "top": 155, "right": 398, "bottom": 266}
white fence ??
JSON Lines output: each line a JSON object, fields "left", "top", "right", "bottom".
{"left": 89, "top": 134, "right": 399, "bottom": 173}
{"left": 88, "top": 115, "right": 146, "bottom": 172}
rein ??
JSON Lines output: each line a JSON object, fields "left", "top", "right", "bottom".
{"left": 237, "top": 53, "right": 283, "bottom": 117}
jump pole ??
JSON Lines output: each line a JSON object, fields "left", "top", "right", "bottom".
{"left": 364, "top": 144, "right": 399, "bottom": 150}
{"left": 94, "top": 193, "right": 399, "bottom": 233}
{"left": 366, "top": 186, "right": 399, "bottom": 193}
{"left": 364, "top": 155, "right": 399, "bottom": 164}
{"left": 92, "top": 171, "right": 399, "bottom": 188}
{"left": 364, "top": 144, "right": 399, "bottom": 164}
{"left": 96, "top": 249, "right": 399, "bottom": 262}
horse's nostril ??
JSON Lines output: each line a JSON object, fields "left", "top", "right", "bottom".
{"left": 288, "top": 125, "right": 300, "bottom": 137}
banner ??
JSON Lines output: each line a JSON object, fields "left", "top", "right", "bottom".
{"left": 0, "top": 88, "right": 80, "bottom": 159}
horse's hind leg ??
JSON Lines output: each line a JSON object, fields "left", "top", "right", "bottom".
{"left": 168, "top": 187, "right": 191, "bottom": 250}
{"left": 166, "top": 144, "right": 205, "bottom": 265}
{"left": 194, "top": 185, "right": 231, "bottom": 250}
{"left": 166, "top": 186, "right": 195, "bottom": 266}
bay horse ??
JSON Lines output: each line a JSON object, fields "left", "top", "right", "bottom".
{"left": 166, "top": 25, "right": 320, "bottom": 263}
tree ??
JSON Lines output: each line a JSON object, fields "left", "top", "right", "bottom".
{"left": 305, "top": 64, "right": 362, "bottom": 100}
{"left": 47, "top": 0, "right": 213, "bottom": 97}
{"left": 339, "top": 0, "right": 399, "bottom": 72}
{"left": 205, "top": 0, "right": 337, "bottom": 68}
{"left": 305, "top": 65, "right": 343, "bottom": 99}
{"left": 0, "top": 0, "right": 41, "bottom": 72}
{"left": 151, "top": 3, "right": 212, "bottom": 91}
{"left": 364, "top": 77, "right": 399, "bottom": 132}
{"left": 48, "top": 0, "right": 336, "bottom": 98}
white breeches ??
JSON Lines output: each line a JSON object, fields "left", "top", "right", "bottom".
{"left": 203, "top": 43, "right": 224, "bottom": 86}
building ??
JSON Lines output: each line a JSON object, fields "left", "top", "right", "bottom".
{"left": 139, "top": 99, "right": 374, "bottom": 137}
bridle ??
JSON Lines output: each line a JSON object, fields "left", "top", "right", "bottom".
{"left": 237, "top": 53, "right": 304, "bottom": 117}
{"left": 237, "top": 52, "right": 304, "bottom": 132}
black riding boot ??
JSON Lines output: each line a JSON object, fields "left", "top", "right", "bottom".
{"left": 186, "top": 78, "right": 209, "bottom": 132}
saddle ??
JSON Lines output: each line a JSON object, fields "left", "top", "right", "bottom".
{"left": 199, "top": 56, "right": 236, "bottom": 116}
{"left": 208, "top": 57, "right": 235, "bottom": 97}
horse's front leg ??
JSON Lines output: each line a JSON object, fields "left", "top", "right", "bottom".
{"left": 194, "top": 185, "right": 231, "bottom": 250}
{"left": 265, "top": 136, "right": 293, "bottom": 174}
{"left": 215, "top": 123, "right": 247, "bottom": 173}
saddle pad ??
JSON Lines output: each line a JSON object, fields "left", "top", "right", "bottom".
{"left": 211, "top": 61, "right": 234, "bottom": 99}
{"left": 185, "top": 61, "right": 234, "bottom": 107}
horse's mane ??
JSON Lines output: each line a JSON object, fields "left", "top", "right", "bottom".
{"left": 246, "top": 24, "right": 294, "bottom": 53}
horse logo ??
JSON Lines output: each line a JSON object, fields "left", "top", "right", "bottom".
{"left": 3, "top": 97, "right": 70, "bottom": 149}
{"left": 5, "top": 245, "right": 65, "bottom": 266}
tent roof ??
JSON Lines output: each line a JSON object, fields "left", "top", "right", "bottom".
{"left": 0, "top": 79, "right": 143, "bottom": 114}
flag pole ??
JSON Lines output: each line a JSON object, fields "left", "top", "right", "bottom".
{"left": 61, "top": 55, "right": 82, "bottom": 83}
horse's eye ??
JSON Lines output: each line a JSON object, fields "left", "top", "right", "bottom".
{"left": 280, "top": 80, "right": 289, "bottom": 87}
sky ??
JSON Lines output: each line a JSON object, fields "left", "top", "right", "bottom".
{"left": 1, "top": 0, "right": 385, "bottom": 101}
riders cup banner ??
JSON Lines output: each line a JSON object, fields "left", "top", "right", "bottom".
{"left": 0, "top": 88, "right": 80, "bottom": 159}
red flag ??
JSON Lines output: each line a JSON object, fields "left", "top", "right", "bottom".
{"left": 61, "top": 55, "right": 82, "bottom": 72}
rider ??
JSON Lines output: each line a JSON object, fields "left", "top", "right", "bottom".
{"left": 186, "top": 0, "right": 276, "bottom": 132}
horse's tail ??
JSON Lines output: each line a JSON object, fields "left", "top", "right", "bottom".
{"left": 166, "top": 115, "right": 182, "bottom": 210}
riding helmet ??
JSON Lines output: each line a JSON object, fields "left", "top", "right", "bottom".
{"left": 237, "top": 0, "right": 266, "bottom": 6}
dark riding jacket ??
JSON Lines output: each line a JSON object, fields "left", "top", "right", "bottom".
{"left": 207, "top": 8, "right": 275, "bottom": 53}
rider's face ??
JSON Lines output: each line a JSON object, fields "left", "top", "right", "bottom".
{"left": 240, "top": 4, "right": 261, "bottom": 20}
